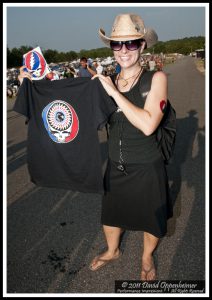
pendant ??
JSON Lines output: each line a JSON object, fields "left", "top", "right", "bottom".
{"left": 120, "top": 79, "right": 128, "bottom": 87}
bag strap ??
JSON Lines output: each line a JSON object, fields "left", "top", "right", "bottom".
{"left": 138, "top": 70, "right": 156, "bottom": 100}
{"left": 139, "top": 70, "right": 172, "bottom": 111}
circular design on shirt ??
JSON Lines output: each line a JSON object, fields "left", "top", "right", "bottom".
{"left": 42, "top": 100, "right": 79, "bottom": 143}
{"left": 47, "top": 102, "right": 72, "bottom": 131}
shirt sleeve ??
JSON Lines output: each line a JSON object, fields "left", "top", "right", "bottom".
{"left": 91, "top": 78, "right": 117, "bottom": 129}
{"left": 13, "top": 78, "right": 32, "bottom": 119}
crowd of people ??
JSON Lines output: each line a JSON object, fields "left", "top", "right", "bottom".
{"left": 141, "top": 55, "right": 164, "bottom": 71}
{"left": 7, "top": 54, "right": 165, "bottom": 98}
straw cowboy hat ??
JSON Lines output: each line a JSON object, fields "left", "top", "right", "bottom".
{"left": 99, "top": 13, "right": 158, "bottom": 49}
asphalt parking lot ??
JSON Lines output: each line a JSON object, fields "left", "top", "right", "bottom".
{"left": 6, "top": 56, "right": 206, "bottom": 294}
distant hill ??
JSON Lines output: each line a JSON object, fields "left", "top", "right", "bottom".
{"left": 147, "top": 36, "right": 205, "bottom": 55}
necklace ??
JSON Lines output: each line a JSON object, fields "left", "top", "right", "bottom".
{"left": 117, "top": 67, "right": 143, "bottom": 91}
{"left": 118, "top": 67, "right": 143, "bottom": 87}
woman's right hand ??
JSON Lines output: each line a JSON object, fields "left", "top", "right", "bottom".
{"left": 91, "top": 74, "right": 118, "bottom": 98}
{"left": 18, "top": 66, "right": 32, "bottom": 85}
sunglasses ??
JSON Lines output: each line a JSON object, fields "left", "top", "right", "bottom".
{"left": 110, "top": 39, "right": 142, "bottom": 51}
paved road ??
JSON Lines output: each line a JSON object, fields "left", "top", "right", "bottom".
{"left": 6, "top": 56, "right": 206, "bottom": 294}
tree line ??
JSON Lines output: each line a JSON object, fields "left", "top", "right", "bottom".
{"left": 152, "top": 36, "right": 205, "bottom": 56}
{"left": 7, "top": 36, "right": 205, "bottom": 68}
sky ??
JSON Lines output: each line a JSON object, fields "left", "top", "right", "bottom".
{"left": 6, "top": 4, "right": 206, "bottom": 53}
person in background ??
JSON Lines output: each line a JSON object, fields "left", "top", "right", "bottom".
{"left": 156, "top": 59, "right": 163, "bottom": 71}
{"left": 45, "top": 71, "right": 57, "bottom": 80}
{"left": 77, "top": 57, "right": 97, "bottom": 78}
{"left": 89, "top": 13, "right": 173, "bottom": 281}
{"left": 93, "top": 61, "right": 104, "bottom": 74}
{"left": 148, "top": 56, "right": 156, "bottom": 71}
{"left": 63, "top": 67, "right": 75, "bottom": 78}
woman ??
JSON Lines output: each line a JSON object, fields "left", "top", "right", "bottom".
{"left": 89, "top": 14, "right": 173, "bottom": 280}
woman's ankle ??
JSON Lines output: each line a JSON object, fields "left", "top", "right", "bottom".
{"left": 107, "top": 247, "right": 120, "bottom": 257}
{"left": 142, "top": 252, "right": 153, "bottom": 262}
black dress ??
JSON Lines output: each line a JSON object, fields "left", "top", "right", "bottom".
{"left": 101, "top": 71, "right": 173, "bottom": 238}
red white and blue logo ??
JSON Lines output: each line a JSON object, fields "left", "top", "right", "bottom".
{"left": 23, "top": 48, "right": 47, "bottom": 80}
{"left": 42, "top": 100, "right": 79, "bottom": 143}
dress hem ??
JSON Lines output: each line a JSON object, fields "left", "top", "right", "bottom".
{"left": 101, "top": 221, "right": 167, "bottom": 238}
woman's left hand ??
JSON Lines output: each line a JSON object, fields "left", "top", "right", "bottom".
{"left": 92, "top": 74, "right": 118, "bottom": 98}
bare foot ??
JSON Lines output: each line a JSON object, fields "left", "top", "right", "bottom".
{"left": 89, "top": 249, "right": 121, "bottom": 271}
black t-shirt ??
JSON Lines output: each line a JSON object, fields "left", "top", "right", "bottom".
{"left": 13, "top": 77, "right": 116, "bottom": 194}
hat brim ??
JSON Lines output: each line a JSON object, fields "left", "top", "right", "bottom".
{"left": 99, "top": 28, "right": 158, "bottom": 49}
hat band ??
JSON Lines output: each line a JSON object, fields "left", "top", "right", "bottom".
{"left": 110, "top": 34, "right": 144, "bottom": 39}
